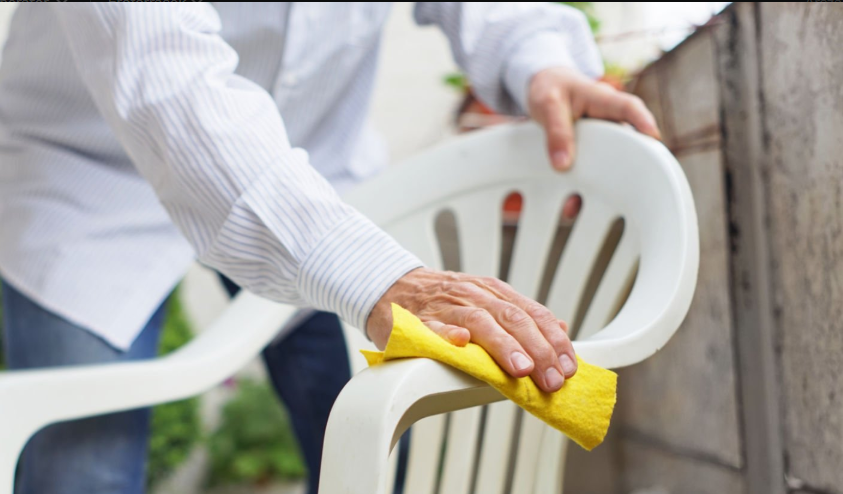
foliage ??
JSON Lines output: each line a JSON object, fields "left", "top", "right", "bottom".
{"left": 443, "top": 72, "right": 470, "bottom": 93}
{"left": 146, "top": 290, "right": 203, "bottom": 489}
{"left": 207, "top": 379, "right": 307, "bottom": 487}
{"left": 602, "top": 62, "right": 632, "bottom": 86}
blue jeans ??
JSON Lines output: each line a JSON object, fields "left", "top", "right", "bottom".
{"left": 1, "top": 278, "right": 350, "bottom": 494}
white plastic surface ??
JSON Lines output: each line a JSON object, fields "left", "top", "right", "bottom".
{"left": 319, "top": 120, "right": 698, "bottom": 493}
{"left": 0, "top": 120, "right": 698, "bottom": 494}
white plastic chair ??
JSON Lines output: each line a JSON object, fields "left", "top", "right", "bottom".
{"left": 0, "top": 120, "right": 698, "bottom": 494}
{"left": 322, "top": 120, "right": 698, "bottom": 494}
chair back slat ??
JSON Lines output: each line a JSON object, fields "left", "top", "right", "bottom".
{"left": 543, "top": 199, "right": 618, "bottom": 325}
{"left": 403, "top": 415, "right": 448, "bottom": 494}
{"left": 505, "top": 183, "right": 571, "bottom": 299}
{"left": 577, "top": 226, "right": 640, "bottom": 340}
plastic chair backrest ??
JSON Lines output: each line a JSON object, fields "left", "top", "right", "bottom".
{"left": 0, "top": 119, "right": 697, "bottom": 494}
{"left": 336, "top": 120, "right": 699, "bottom": 494}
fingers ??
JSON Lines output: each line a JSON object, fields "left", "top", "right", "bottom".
{"left": 383, "top": 268, "right": 577, "bottom": 393}
{"left": 537, "top": 93, "right": 575, "bottom": 171}
{"left": 424, "top": 320, "right": 470, "bottom": 347}
{"left": 553, "top": 320, "right": 577, "bottom": 375}
{"left": 443, "top": 306, "right": 536, "bottom": 379}
{"left": 527, "top": 68, "right": 663, "bottom": 175}
{"left": 478, "top": 277, "right": 578, "bottom": 379}
{"left": 482, "top": 299, "right": 569, "bottom": 391}
{"left": 559, "top": 319, "right": 569, "bottom": 333}
{"left": 584, "top": 85, "right": 661, "bottom": 140}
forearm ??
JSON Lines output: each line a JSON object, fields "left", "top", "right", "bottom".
{"left": 52, "top": 3, "right": 422, "bottom": 329}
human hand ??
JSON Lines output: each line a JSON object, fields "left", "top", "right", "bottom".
{"left": 367, "top": 268, "right": 577, "bottom": 393}
{"left": 528, "top": 67, "right": 662, "bottom": 218}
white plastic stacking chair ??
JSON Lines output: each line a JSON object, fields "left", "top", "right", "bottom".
{"left": 320, "top": 120, "right": 698, "bottom": 494}
{"left": 0, "top": 120, "right": 698, "bottom": 494}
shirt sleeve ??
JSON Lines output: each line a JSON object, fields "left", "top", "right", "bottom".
{"left": 414, "top": 2, "right": 604, "bottom": 115}
{"left": 51, "top": 3, "right": 422, "bottom": 332}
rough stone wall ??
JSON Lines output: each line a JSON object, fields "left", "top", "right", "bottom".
{"left": 756, "top": 3, "right": 843, "bottom": 493}
{"left": 565, "top": 3, "right": 843, "bottom": 493}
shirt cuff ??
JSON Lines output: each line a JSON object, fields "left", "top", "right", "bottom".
{"left": 503, "top": 31, "right": 602, "bottom": 115}
{"left": 297, "top": 212, "right": 424, "bottom": 333}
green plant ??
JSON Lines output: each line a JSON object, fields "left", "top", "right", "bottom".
{"left": 146, "top": 290, "right": 202, "bottom": 489}
{"left": 207, "top": 379, "right": 306, "bottom": 487}
{"left": 443, "top": 72, "right": 470, "bottom": 94}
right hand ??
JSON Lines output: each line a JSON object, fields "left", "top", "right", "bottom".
{"left": 366, "top": 267, "right": 577, "bottom": 393}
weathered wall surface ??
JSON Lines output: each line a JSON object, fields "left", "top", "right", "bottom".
{"left": 757, "top": 4, "right": 843, "bottom": 492}
{"left": 566, "top": 3, "right": 843, "bottom": 494}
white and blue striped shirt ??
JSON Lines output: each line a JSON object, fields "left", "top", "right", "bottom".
{"left": 0, "top": 3, "right": 602, "bottom": 349}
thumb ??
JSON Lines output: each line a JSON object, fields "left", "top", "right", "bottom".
{"left": 424, "top": 320, "right": 470, "bottom": 347}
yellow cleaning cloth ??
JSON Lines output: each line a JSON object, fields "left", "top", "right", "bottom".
{"left": 361, "top": 304, "right": 617, "bottom": 450}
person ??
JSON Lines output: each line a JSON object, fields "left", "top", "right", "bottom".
{"left": 0, "top": 3, "right": 660, "bottom": 494}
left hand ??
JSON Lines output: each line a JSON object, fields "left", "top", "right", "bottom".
{"left": 528, "top": 67, "right": 662, "bottom": 218}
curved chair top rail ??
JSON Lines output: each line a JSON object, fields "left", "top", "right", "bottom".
{"left": 321, "top": 120, "right": 699, "bottom": 494}
{"left": 345, "top": 119, "right": 699, "bottom": 368}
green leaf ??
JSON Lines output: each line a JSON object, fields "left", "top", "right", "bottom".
{"left": 206, "top": 379, "right": 307, "bottom": 487}
{"left": 443, "top": 72, "right": 470, "bottom": 93}
{"left": 146, "top": 289, "right": 202, "bottom": 489}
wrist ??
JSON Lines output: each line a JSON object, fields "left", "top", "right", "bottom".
{"left": 366, "top": 267, "right": 434, "bottom": 349}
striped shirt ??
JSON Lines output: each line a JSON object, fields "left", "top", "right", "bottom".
{"left": 0, "top": 3, "right": 602, "bottom": 350}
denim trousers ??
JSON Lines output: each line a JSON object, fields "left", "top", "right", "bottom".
{"left": 1, "top": 277, "right": 351, "bottom": 494}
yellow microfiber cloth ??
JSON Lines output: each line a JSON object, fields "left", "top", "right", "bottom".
{"left": 361, "top": 304, "right": 617, "bottom": 451}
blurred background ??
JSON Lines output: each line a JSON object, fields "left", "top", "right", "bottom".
{"left": 1, "top": 2, "right": 840, "bottom": 494}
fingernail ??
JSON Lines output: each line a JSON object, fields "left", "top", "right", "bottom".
{"left": 559, "top": 354, "right": 577, "bottom": 376}
{"left": 545, "top": 367, "right": 565, "bottom": 390}
{"left": 551, "top": 151, "right": 570, "bottom": 170}
{"left": 511, "top": 352, "right": 533, "bottom": 372}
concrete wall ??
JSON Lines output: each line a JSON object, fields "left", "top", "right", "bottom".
{"left": 757, "top": 4, "right": 843, "bottom": 492}
{"left": 567, "top": 3, "right": 843, "bottom": 494}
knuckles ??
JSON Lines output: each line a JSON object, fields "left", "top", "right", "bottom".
{"left": 530, "top": 88, "right": 564, "bottom": 110}
{"left": 481, "top": 276, "right": 503, "bottom": 289}
{"left": 463, "top": 307, "right": 490, "bottom": 327}
{"left": 530, "top": 307, "right": 559, "bottom": 329}
{"left": 499, "top": 304, "right": 530, "bottom": 327}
